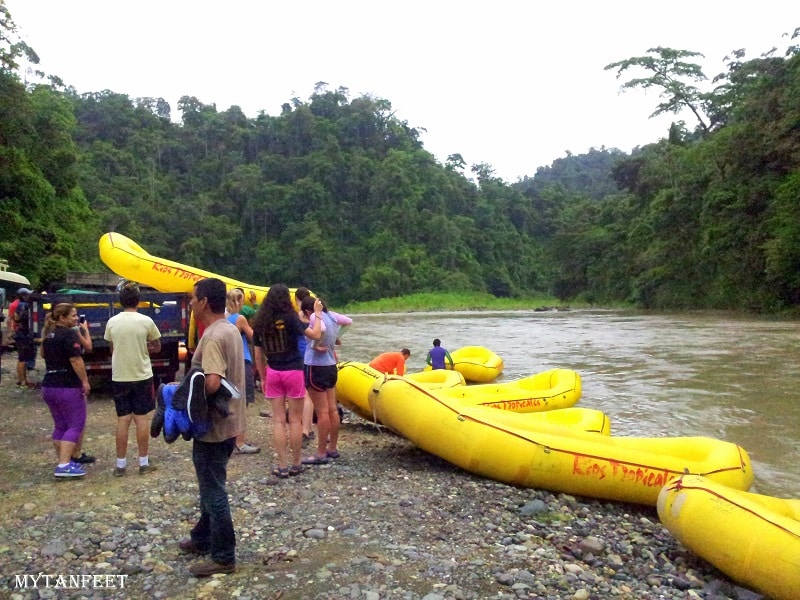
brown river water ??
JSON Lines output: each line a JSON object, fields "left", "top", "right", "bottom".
{"left": 338, "top": 309, "right": 800, "bottom": 499}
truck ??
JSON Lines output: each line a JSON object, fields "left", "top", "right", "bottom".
{"left": 31, "top": 291, "right": 190, "bottom": 388}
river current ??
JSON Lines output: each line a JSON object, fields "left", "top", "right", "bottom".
{"left": 338, "top": 309, "right": 800, "bottom": 498}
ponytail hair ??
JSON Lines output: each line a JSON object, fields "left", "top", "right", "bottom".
{"left": 226, "top": 288, "right": 244, "bottom": 314}
{"left": 42, "top": 303, "right": 75, "bottom": 336}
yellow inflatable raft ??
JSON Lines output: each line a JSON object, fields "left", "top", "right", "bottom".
{"left": 337, "top": 362, "right": 600, "bottom": 434}
{"left": 98, "top": 232, "right": 308, "bottom": 307}
{"left": 436, "top": 368, "right": 581, "bottom": 412}
{"left": 657, "top": 475, "right": 800, "bottom": 600}
{"left": 429, "top": 345, "right": 504, "bottom": 383}
{"left": 370, "top": 376, "right": 753, "bottom": 505}
{"left": 338, "top": 363, "right": 581, "bottom": 422}
{"left": 337, "top": 361, "right": 464, "bottom": 423}
{"left": 99, "top": 232, "right": 317, "bottom": 350}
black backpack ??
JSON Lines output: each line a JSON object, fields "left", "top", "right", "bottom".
{"left": 14, "top": 301, "right": 31, "bottom": 336}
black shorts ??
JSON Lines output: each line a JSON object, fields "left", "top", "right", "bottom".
{"left": 112, "top": 378, "right": 155, "bottom": 416}
{"left": 304, "top": 364, "right": 338, "bottom": 392}
{"left": 15, "top": 337, "right": 35, "bottom": 362}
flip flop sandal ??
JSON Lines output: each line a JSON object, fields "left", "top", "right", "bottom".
{"left": 326, "top": 450, "right": 340, "bottom": 459}
{"left": 272, "top": 467, "right": 289, "bottom": 479}
{"left": 288, "top": 465, "right": 306, "bottom": 476}
{"left": 302, "top": 455, "right": 329, "bottom": 465}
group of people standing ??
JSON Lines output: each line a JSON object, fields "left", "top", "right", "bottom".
{"left": 251, "top": 284, "right": 352, "bottom": 475}
{"left": 35, "top": 277, "right": 354, "bottom": 576}
{"left": 32, "top": 276, "right": 460, "bottom": 577}
{"left": 38, "top": 280, "right": 161, "bottom": 479}
{"left": 180, "top": 279, "right": 352, "bottom": 576}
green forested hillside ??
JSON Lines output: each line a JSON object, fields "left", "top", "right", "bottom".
{"left": 1, "top": 4, "right": 798, "bottom": 311}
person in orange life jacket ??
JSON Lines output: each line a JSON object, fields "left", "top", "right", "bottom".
{"left": 369, "top": 349, "right": 411, "bottom": 376}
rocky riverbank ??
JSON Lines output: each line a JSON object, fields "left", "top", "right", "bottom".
{"left": 0, "top": 362, "right": 763, "bottom": 600}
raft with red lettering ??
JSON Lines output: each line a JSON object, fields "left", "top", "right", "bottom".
{"left": 657, "top": 475, "right": 800, "bottom": 600}
{"left": 370, "top": 376, "right": 753, "bottom": 506}
{"left": 434, "top": 367, "right": 581, "bottom": 412}
{"left": 337, "top": 362, "right": 581, "bottom": 423}
{"left": 98, "top": 232, "right": 308, "bottom": 307}
{"left": 336, "top": 361, "right": 606, "bottom": 436}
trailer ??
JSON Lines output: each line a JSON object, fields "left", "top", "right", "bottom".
{"left": 32, "top": 291, "right": 189, "bottom": 388}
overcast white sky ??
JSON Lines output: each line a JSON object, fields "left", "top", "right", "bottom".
{"left": 5, "top": 1, "right": 796, "bottom": 181}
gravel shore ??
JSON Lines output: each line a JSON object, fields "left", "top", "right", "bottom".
{"left": 0, "top": 364, "right": 763, "bottom": 600}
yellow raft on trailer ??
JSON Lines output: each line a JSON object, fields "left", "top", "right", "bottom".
{"left": 370, "top": 376, "right": 753, "bottom": 506}
{"left": 99, "top": 231, "right": 310, "bottom": 306}
{"left": 657, "top": 475, "right": 800, "bottom": 600}
{"left": 426, "top": 345, "right": 504, "bottom": 383}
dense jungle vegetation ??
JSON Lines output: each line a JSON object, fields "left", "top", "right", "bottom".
{"left": 1, "top": 5, "right": 799, "bottom": 311}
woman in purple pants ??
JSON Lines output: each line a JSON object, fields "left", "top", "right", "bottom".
{"left": 40, "top": 303, "right": 92, "bottom": 478}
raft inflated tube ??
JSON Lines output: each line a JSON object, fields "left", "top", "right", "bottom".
{"left": 657, "top": 475, "right": 800, "bottom": 600}
{"left": 98, "top": 232, "right": 311, "bottom": 309}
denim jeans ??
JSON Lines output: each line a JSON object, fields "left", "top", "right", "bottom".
{"left": 191, "top": 437, "right": 236, "bottom": 564}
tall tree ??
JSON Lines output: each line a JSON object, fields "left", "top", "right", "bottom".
{"left": 605, "top": 47, "right": 713, "bottom": 136}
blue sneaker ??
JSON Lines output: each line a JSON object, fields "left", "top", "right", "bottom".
{"left": 54, "top": 463, "right": 86, "bottom": 478}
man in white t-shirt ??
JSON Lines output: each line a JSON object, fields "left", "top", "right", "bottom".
{"left": 104, "top": 281, "right": 161, "bottom": 476}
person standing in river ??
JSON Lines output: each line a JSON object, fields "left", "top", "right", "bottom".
{"left": 425, "top": 338, "right": 453, "bottom": 370}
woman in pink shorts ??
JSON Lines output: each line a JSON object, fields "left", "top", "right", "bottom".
{"left": 252, "top": 284, "right": 322, "bottom": 478}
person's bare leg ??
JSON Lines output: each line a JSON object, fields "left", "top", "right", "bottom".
{"left": 325, "top": 389, "right": 340, "bottom": 453}
{"left": 270, "top": 397, "right": 288, "bottom": 469}
{"left": 309, "top": 388, "right": 329, "bottom": 459}
{"left": 116, "top": 414, "right": 133, "bottom": 459}
{"left": 72, "top": 430, "right": 84, "bottom": 458}
{"left": 287, "top": 398, "right": 304, "bottom": 466}
{"left": 133, "top": 414, "right": 150, "bottom": 458}
{"left": 58, "top": 440, "right": 76, "bottom": 465}
{"left": 301, "top": 393, "right": 314, "bottom": 436}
